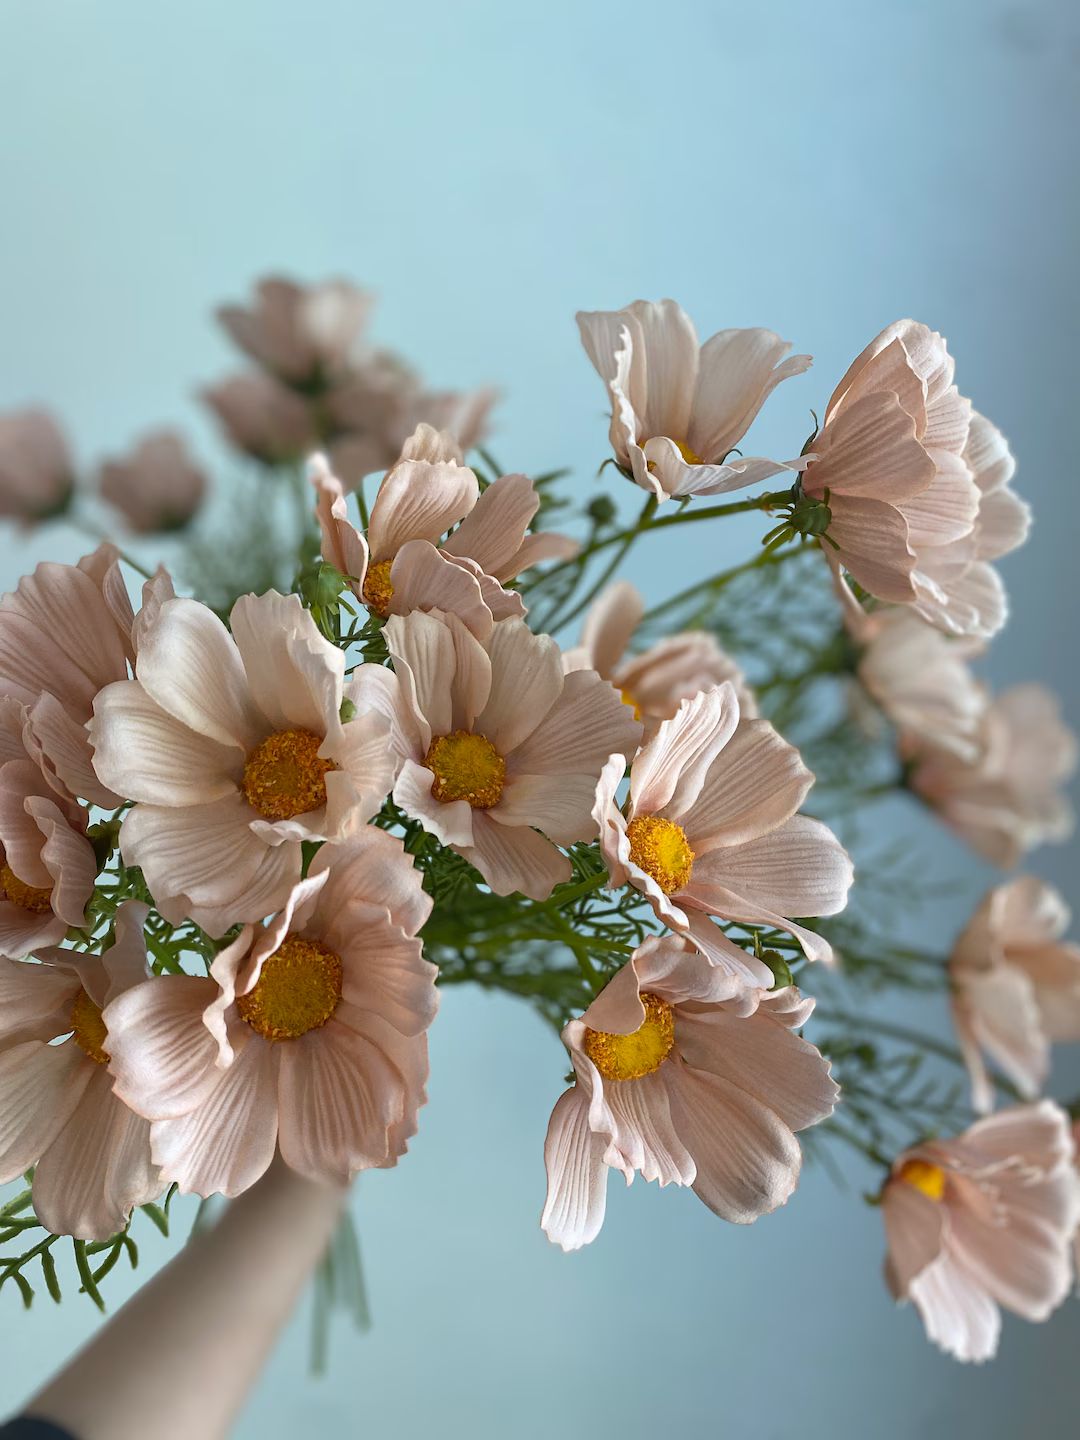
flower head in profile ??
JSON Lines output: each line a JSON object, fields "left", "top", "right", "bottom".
{"left": 0, "top": 409, "right": 74, "bottom": 525}
{"left": 881, "top": 1102, "right": 1079, "bottom": 1363}
{"left": 104, "top": 830, "right": 437, "bottom": 1195}
{"left": 355, "top": 610, "right": 641, "bottom": 900}
{"left": 216, "top": 275, "right": 373, "bottom": 385}
{"left": 89, "top": 590, "right": 394, "bottom": 935}
{"left": 542, "top": 935, "right": 837, "bottom": 1250}
{"left": 99, "top": 430, "right": 207, "bottom": 534}
{"left": 907, "top": 683, "right": 1076, "bottom": 868}
{"left": 202, "top": 373, "right": 318, "bottom": 466}
{"left": 563, "top": 579, "right": 757, "bottom": 734}
{"left": 950, "top": 876, "right": 1080, "bottom": 1112}
{"left": 0, "top": 903, "right": 161, "bottom": 1238}
{"left": 577, "top": 300, "right": 811, "bottom": 500}
{"left": 593, "top": 684, "right": 853, "bottom": 984}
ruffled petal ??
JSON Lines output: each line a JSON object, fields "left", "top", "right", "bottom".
{"left": 0, "top": 1041, "right": 91, "bottom": 1181}
{"left": 540, "top": 1086, "right": 608, "bottom": 1251}
{"left": 463, "top": 813, "right": 570, "bottom": 899}
{"left": 230, "top": 591, "right": 343, "bottom": 736}
{"left": 681, "top": 717, "right": 813, "bottom": 852}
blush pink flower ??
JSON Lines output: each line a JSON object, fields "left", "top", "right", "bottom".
{"left": 355, "top": 610, "right": 642, "bottom": 900}
{"left": 0, "top": 902, "right": 161, "bottom": 1239}
{"left": 950, "top": 876, "right": 1080, "bottom": 1112}
{"left": 908, "top": 684, "right": 1077, "bottom": 868}
{"left": 103, "top": 830, "right": 437, "bottom": 1195}
{"left": 563, "top": 579, "right": 757, "bottom": 734}
{"left": 593, "top": 684, "right": 853, "bottom": 984}
{"left": 0, "top": 409, "right": 74, "bottom": 524}
{"left": 881, "top": 1102, "right": 1079, "bottom": 1363}
{"left": 202, "top": 372, "right": 318, "bottom": 465}
{"left": 89, "top": 590, "right": 394, "bottom": 935}
{"left": 541, "top": 934, "right": 837, "bottom": 1250}
{"left": 577, "top": 299, "right": 811, "bottom": 500}
{"left": 99, "top": 430, "right": 207, "bottom": 534}
{"left": 216, "top": 276, "right": 373, "bottom": 385}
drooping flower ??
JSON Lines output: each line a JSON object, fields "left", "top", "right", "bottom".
{"left": 103, "top": 830, "right": 437, "bottom": 1195}
{"left": 89, "top": 590, "right": 394, "bottom": 935}
{"left": 99, "top": 430, "right": 207, "bottom": 534}
{"left": 0, "top": 409, "right": 74, "bottom": 525}
{"left": 202, "top": 372, "right": 318, "bottom": 466}
{"left": 541, "top": 934, "right": 837, "bottom": 1250}
{"left": 354, "top": 610, "right": 642, "bottom": 901}
{"left": 563, "top": 579, "right": 757, "bottom": 734}
{"left": 593, "top": 684, "right": 853, "bottom": 984}
{"left": 907, "top": 684, "right": 1076, "bottom": 868}
{"left": 215, "top": 276, "right": 373, "bottom": 385}
{"left": 881, "top": 1102, "right": 1079, "bottom": 1363}
{"left": 0, "top": 902, "right": 161, "bottom": 1238}
{"left": 577, "top": 299, "right": 811, "bottom": 500}
{"left": 950, "top": 876, "right": 1080, "bottom": 1112}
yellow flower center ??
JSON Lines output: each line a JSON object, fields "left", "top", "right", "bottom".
{"left": 897, "top": 1158, "right": 947, "bottom": 1203}
{"left": 236, "top": 935, "right": 344, "bottom": 1041}
{"left": 424, "top": 730, "right": 506, "bottom": 809}
{"left": 583, "top": 992, "right": 676, "bottom": 1082}
{"left": 362, "top": 558, "right": 395, "bottom": 616}
{"left": 619, "top": 688, "right": 643, "bottom": 720}
{"left": 242, "top": 728, "right": 335, "bottom": 822}
{"left": 71, "top": 989, "right": 110, "bottom": 1066}
{"left": 0, "top": 861, "right": 53, "bottom": 914}
{"left": 625, "top": 814, "right": 694, "bottom": 894}
{"left": 642, "top": 437, "right": 703, "bottom": 466}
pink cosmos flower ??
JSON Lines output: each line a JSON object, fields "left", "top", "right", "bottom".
{"left": 577, "top": 299, "right": 811, "bottom": 501}
{"left": 202, "top": 372, "right": 318, "bottom": 466}
{"left": 908, "top": 684, "right": 1076, "bottom": 868}
{"left": 950, "top": 876, "right": 1080, "bottom": 1112}
{"left": 216, "top": 276, "right": 373, "bottom": 385}
{"left": 89, "top": 590, "right": 394, "bottom": 935}
{"left": 103, "top": 830, "right": 437, "bottom": 1195}
{"left": 881, "top": 1102, "right": 1079, "bottom": 1363}
{"left": 354, "top": 610, "right": 642, "bottom": 900}
{"left": 541, "top": 934, "right": 838, "bottom": 1250}
{"left": 593, "top": 684, "right": 853, "bottom": 985}
{"left": 0, "top": 409, "right": 74, "bottom": 524}
{"left": 99, "top": 430, "right": 207, "bottom": 534}
{"left": 563, "top": 579, "right": 757, "bottom": 734}
{"left": 0, "top": 902, "right": 161, "bottom": 1239}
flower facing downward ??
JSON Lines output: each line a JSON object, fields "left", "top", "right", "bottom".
{"left": 881, "top": 1103, "right": 1079, "bottom": 1363}
{"left": 103, "top": 830, "right": 438, "bottom": 1195}
{"left": 0, "top": 410, "right": 74, "bottom": 524}
{"left": 216, "top": 275, "right": 373, "bottom": 385}
{"left": 593, "top": 684, "right": 853, "bottom": 984}
{"left": 89, "top": 590, "right": 394, "bottom": 935}
{"left": 0, "top": 903, "right": 161, "bottom": 1239}
{"left": 99, "top": 430, "right": 207, "bottom": 534}
{"left": 355, "top": 610, "right": 642, "bottom": 901}
{"left": 950, "top": 876, "right": 1080, "bottom": 1112}
{"left": 541, "top": 935, "right": 838, "bottom": 1250}
{"left": 577, "top": 300, "right": 811, "bottom": 500}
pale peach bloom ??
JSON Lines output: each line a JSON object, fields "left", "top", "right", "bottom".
{"left": 202, "top": 372, "right": 318, "bottom": 465}
{"left": 593, "top": 684, "right": 853, "bottom": 984}
{"left": 881, "top": 1102, "right": 1079, "bottom": 1363}
{"left": 0, "top": 903, "right": 161, "bottom": 1238}
{"left": 0, "top": 409, "right": 74, "bottom": 524}
{"left": 563, "top": 579, "right": 757, "bottom": 734}
{"left": 104, "top": 830, "right": 437, "bottom": 1195}
{"left": 89, "top": 591, "right": 394, "bottom": 935}
{"left": 354, "top": 610, "right": 642, "bottom": 901}
{"left": 0, "top": 546, "right": 173, "bottom": 808}
{"left": 908, "top": 684, "right": 1077, "bottom": 868}
{"left": 542, "top": 934, "right": 837, "bottom": 1250}
{"left": 216, "top": 276, "right": 373, "bottom": 385}
{"left": 99, "top": 430, "right": 207, "bottom": 534}
{"left": 577, "top": 299, "right": 810, "bottom": 500}
{"left": 950, "top": 876, "right": 1080, "bottom": 1112}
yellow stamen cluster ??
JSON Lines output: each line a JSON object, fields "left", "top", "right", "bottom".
{"left": 242, "top": 728, "right": 335, "bottom": 822}
{"left": 71, "top": 989, "right": 110, "bottom": 1066}
{"left": 897, "top": 1158, "right": 947, "bottom": 1203}
{"left": 625, "top": 814, "right": 694, "bottom": 895}
{"left": 362, "top": 558, "right": 395, "bottom": 616}
{"left": 619, "top": 688, "right": 643, "bottom": 721}
{"left": 583, "top": 992, "right": 676, "bottom": 1082}
{"left": 642, "top": 437, "right": 704, "bottom": 466}
{"left": 424, "top": 730, "right": 506, "bottom": 809}
{"left": 236, "top": 935, "right": 344, "bottom": 1042}
{"left": 0, "top": 861, "right": 53, "bottom": 914}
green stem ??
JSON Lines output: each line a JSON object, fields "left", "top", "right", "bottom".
{"left": 70, "top": 513, "right": 155, "bottom": 581}
{"left": 641, "top": 542, "right": 798, "bottom": 626}
{"left": 541, "top": 495, "right": 657, "bottom": 634}
{"left": 815, "top": 1010, "right": 1023, "bottom": 1100}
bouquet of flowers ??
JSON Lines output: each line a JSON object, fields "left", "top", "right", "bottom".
{"left": 1, "top": 280, "right": 1078, "bottom": 1367}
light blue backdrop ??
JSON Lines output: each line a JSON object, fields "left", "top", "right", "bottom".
{"left": 1, "top": 1, "right": 1078, "bottom": 1435}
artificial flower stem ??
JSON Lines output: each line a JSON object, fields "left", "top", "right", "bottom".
{"left": 641, "top": 541, "right": 798, "bottom": 626}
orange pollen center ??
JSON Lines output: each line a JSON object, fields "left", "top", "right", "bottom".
{"left": 242, "top": 728, "right": 335, "bottom": 822}
{"left": 897, "top": 1158, "right": 947, "bottom": 1203}
{"left": 424, "top": 730, "right": 506, "bottom": 809}
{"left": 236, "top": 935, "right": 344, "bottom": 1041}
{"left": 71, "top": 989, "right": 110, "bottom": 1066}
{"left": 0, "top": 861, "right": 53, "bottom": 914}
{"left": 625, "top": 814, "right": 694, "bottom": 894}
{"left": 583, "top": 992, "right": 676, "bottom": 1081}
{"left": 619, "top": 688, "right": 643, "bottom": 721}
{"left": 362, "top": 558, "right": 395, "bottom": 616}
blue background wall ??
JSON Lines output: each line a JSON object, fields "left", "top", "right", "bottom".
{"left": 1, "top": 2, "right": 1078, "bottom": 1435}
